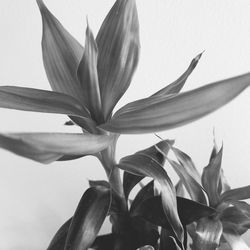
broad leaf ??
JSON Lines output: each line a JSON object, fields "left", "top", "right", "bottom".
{"left": 221, "top": 185, "right": 250, "bottom": 202}
{"left": 123, "top": 140, "right": 173, "bottom": 200}
{"left": 47, "top": 218, "right": 72, "bottom": 250}
{"left": 0, "top": 133, "right": 114, "bottom": 164}
{"left": 37, "top": 0, "right": 85, "bottom": 103}
{"left": 64, "top": 186, "right": 111, "bottom": 250}
{"left": 0, "top": 86, "right": 91, "bottom": 119}
{"left": 152, "top": 52, "right": 203, "bottom": 96}
{"left": 117, "top": 154, "right": 184, "bottom": 243}
{"left": 77, "top": 25, "right": 102, "bottom": 123}
{"left": 193, "top": 217, "right": 222, "bottom": 250}
{"left": 223, "top": 230, "right": 250, "bottom": 250}
{"left": 131, "top": 196, "right": 216, "bottom": 229}
{"left": 201, "top": 146, "right": 223, "bottom": 207}
{"left": 96, "top": 0, "right": 140, "bottom": 119}
{"left": 91, "top": 234, "right": 115, "bottom": 250}
{"left": 130, "top": 181, "right": 154, "bottom": 214}
{"left": 101, "top": 73, "right": 250, "bottom": 133}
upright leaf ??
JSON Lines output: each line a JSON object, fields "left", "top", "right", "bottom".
{"left": 77, "top": 24, "right": 102, "bottom": 122}
{"left": 0, "top": 133, "right": 114, "bottom": 164}
{"left": 101, "top": 73, "right": 250, "bottom": 133}
{"left": 37, "top": 0, "right": 85, "bottom": 103}
{"left": 193, "top": 218, "right": 222, "bottom": 250}
{"left": 64, "top": 186, "right": 111, "bottom": 250}
{"left": 96, "top": 0, "right": 140, "bottom": 119}
{"left": 152, "top": 52, "right": 203, "bottom": 96}
{"left": 201, "top": 146, "right": 223, "bottom": 207}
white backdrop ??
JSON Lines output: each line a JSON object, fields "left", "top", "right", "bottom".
{"left": 0, "top": 0, "right": 250, "bottom": 249}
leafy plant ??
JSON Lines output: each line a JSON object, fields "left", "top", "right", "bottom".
{"left": 1, "top": 0, "right": 250, "bottom": 249}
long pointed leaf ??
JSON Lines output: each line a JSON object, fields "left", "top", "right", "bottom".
{"left": 37, "top": 0, "right": 85, "bottom": 103}
{"left": 0, "top": 133, "right": 114, "bottom": 164}
{"left": 77, "top": 25, "right": 102, "bottom": 122}
{"left": 221, "top": 185, "right": 250, "bottom": 202}
{"left": 64, "top": 186, "right": 111, "bottom": 250}
{"left": 201, "top": 146, "right": 223, "bottom": 207}
{"left": 0, "top": 86, "right": 90, "bottom": 118}
{"left": 117, "top": 153, "right": 184, "bottom": 243}
{"left": 96, "top": 0, "right": 140, "bottom": 119}
{"left": 193, "top": 217, "right": 223, "bottom": 250}
{"left": 101, "top": 73, "right": 250, "bottom": 133}
{"left": 152, "top": 52, "right": 203, "bottom": 97}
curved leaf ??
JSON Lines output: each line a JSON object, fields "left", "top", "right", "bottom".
{"left": 64, "top": 186, "right": 111, "bottom": 250}
{"left": 77, "top": 25, "right": 102, "bottom": 123}
{"left": 131, "top": 196, "right": 216, "bottom": 229}
{"left": 91, "top": 234, "right": 115, "bottom": 250}
{"left": 137, "top": 246, "right": 154, "bottom": 250}
{"left": 37, "top": 0, "right": 85, "bottom": 103}
{"left": 117, "top": 153, "right": 184, "bottom": 243}
{"left": 0, "top": 133, "right": 114, "bottom": 164}
{"left": 123, "top": 140, "right": 173, "bottom": 200}
{"left": 201, "top": 146, "right": 223, "bottom": 207}
{"left": 160, "top": 228, "right": 182, "bottom": 250}
{"left": 96, "top": 0, "right": 140, "bottom": 119}
{"left": 193, "top": 217, "right": 222, "bottom": 250}
{"left": 175, "top": 181, "right": 185, "bottom": 198}
{"left": 47, "top": 218, "right": 72, "bottom": 250}
{"left": 0, "top": 86, "right": 90, "bottom": 118}
{"left": 152, "top": 52, "right": 203, "bottom": 97}
{"left": 101, "top": 73, "right": 250, "bottom": 133}
{"left": 167, "top": 158, "right": 207, "bottom": 204}
{"left": 221, "top": 185, "right": 250, "bottom": 202}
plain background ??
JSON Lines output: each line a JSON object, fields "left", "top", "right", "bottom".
{"left": 0, "top": 0, "right": 250, "bottom": 249}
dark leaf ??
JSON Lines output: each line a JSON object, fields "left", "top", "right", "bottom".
{"left": 160, "top": 228, "right": 182, "bottom": 250}
{"left": 91, "top": 234, "right": 115, "bottom": 250}
{"left": 47, "top": 218, "right": 71, "bottom": 250}
{"left": 64, "top": 186, "right": 111, "bottom": 250}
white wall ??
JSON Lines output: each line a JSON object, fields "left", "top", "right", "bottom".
{"left": 0, "top": 0, "right": 250, "bottom": 249}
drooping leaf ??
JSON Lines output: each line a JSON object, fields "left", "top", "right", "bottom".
{"left": 64, "top": 186, "right": 111, "bottom": 250}
{"left": 0, "top": 86, "right": 90, "bottom": 118}
{"left": 167, "top": 158, "right": 207, "bottom": 204}
{"left": 123, "top": 140, "right": 174, "bottom": 200}
{"left": 223, "top": 230, "right": 250, "bottom": 250}
{"left": 201, "top": 146, "right": 223, "bottom": 207}
{"left": 0, "top": 133, "right": 114, "bottom": 164}
{"left": 192, "top": 217, "right": 223, "bottom": 250}
{"left": 221, "top": 185, "right": 250, "bottom": 202}
{"left": 96, "top": 0, "right": 140, "bottom": 119}
{"left": 152, "top": 52, "right": 203, "bottom": 97}
{"left": 117, "top": 154, "right": 184, "bottom": 243}
{"left": 130, "top": 181, "right": 154, "bottom": 214}
{"left": 37, "top": 0, "right": 85, "bottom": 103}
{"left": 47, "top": 218, "right": 72, "bottom": 250}
{"left": 77, "top": 24, "right": 103, "bottom": 123}
{"left": 131, "top": 196, "right": 216, "bottom": 230}
{"left": 170, "top": 146, "right": 201, "bottom": 184}
{"left": 101, "top": 73, "right": 250, "bottom": 133}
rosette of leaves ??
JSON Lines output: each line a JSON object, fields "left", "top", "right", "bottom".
{"left": 163, "top": 142, "right": 250, "bottom": 250}
{"left": 1, "top": 0, "right": 250, "bottom": 249}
